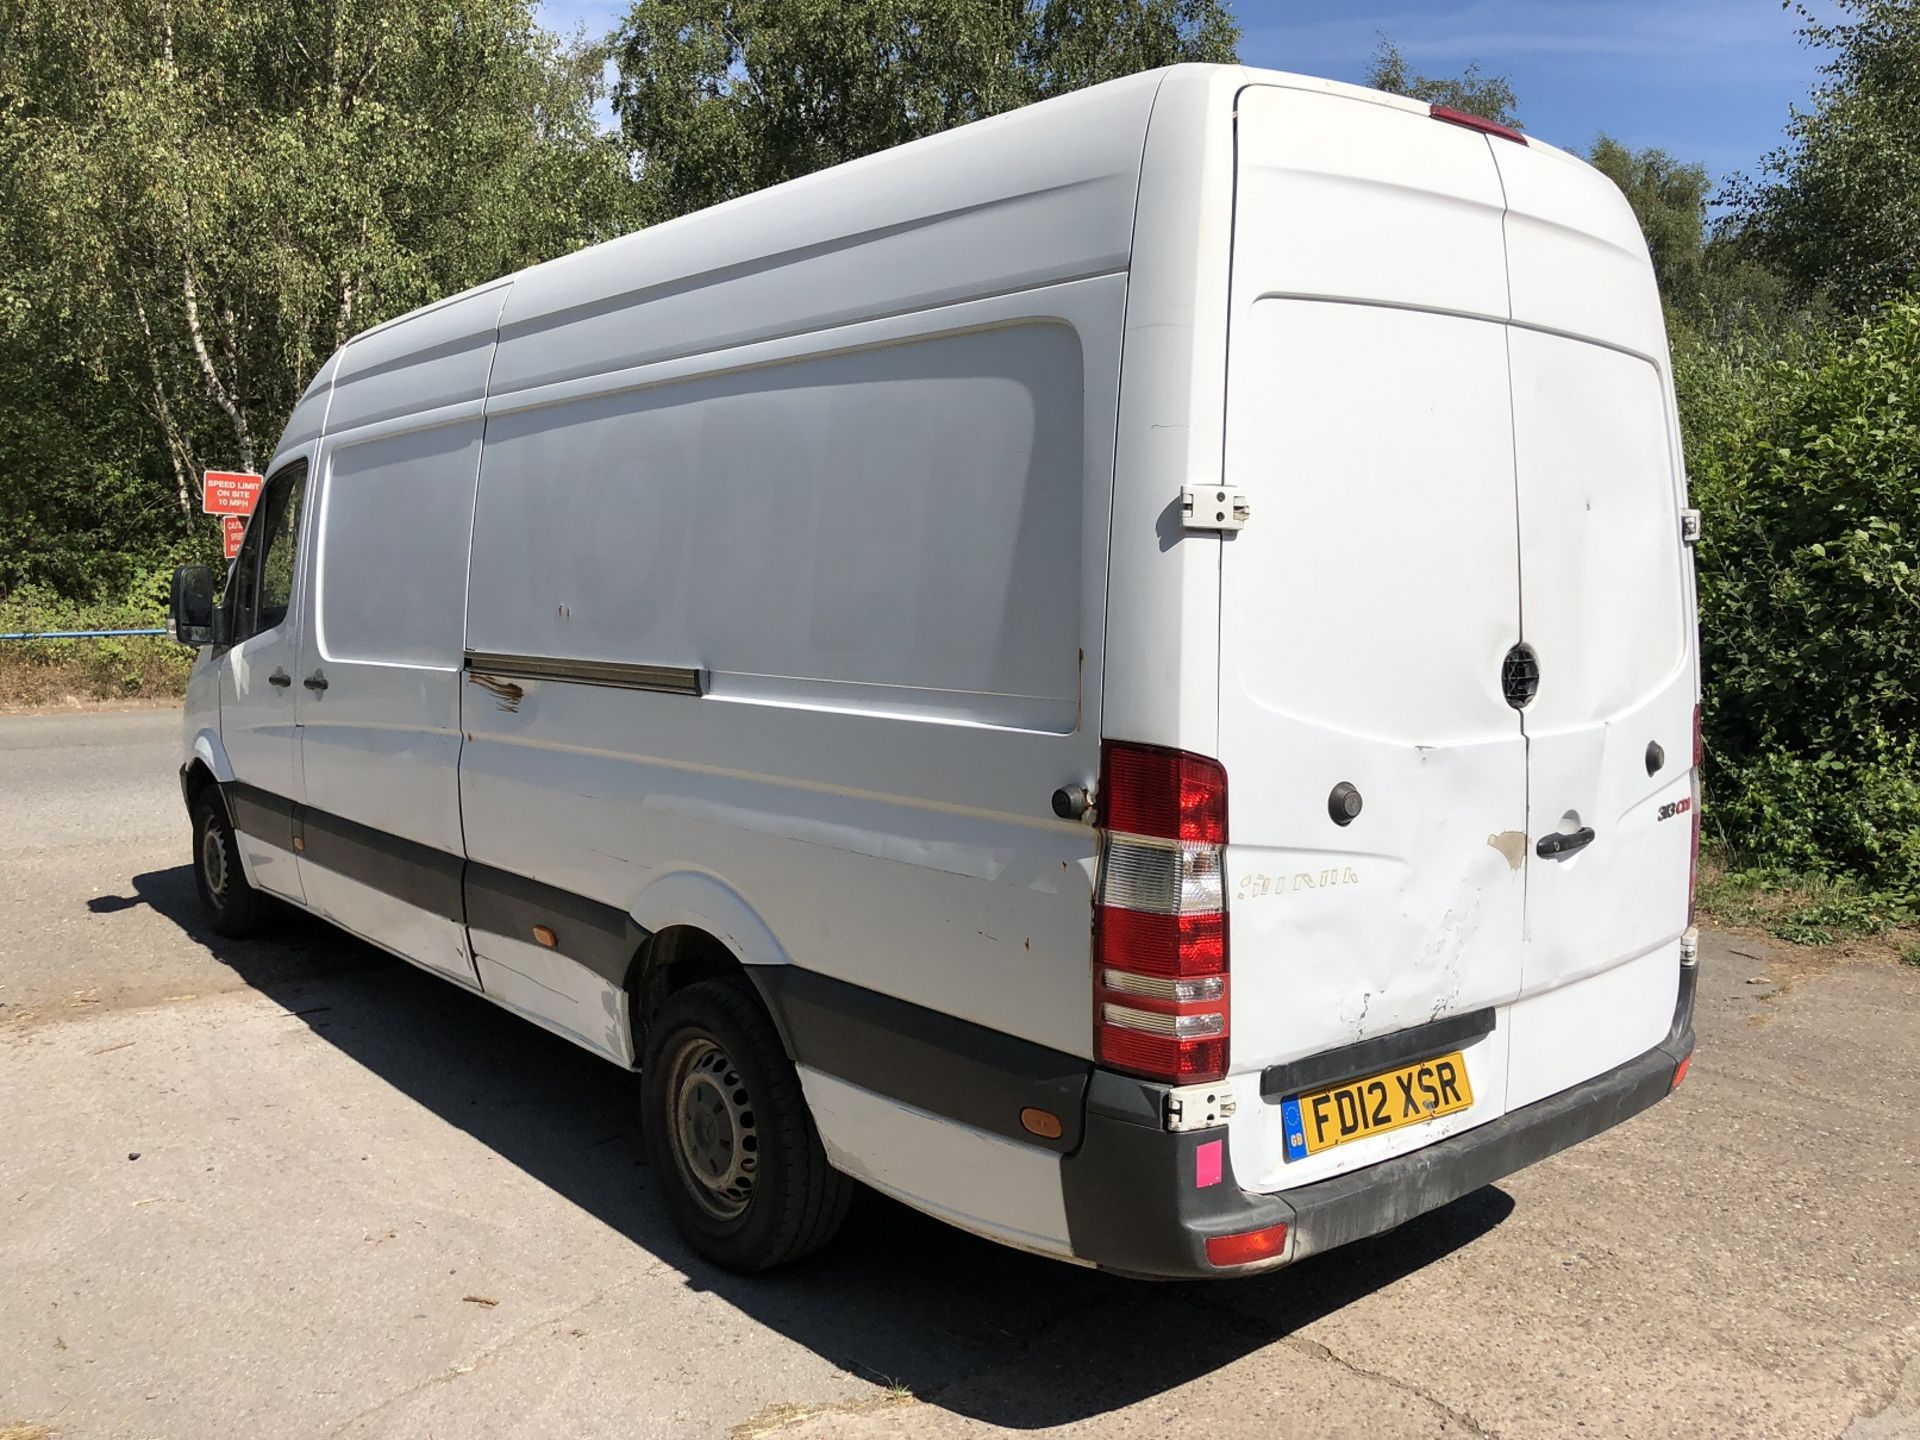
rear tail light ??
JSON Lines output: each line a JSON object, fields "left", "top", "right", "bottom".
{"left": 1429, "top": 103, "right": 1526, "bottom": 145}
{"left": 1093, "top": 741, "right": 1229, "bottom": 1083}
{"left": 1688, "top": 702, "right": 1703, "bottom": 922}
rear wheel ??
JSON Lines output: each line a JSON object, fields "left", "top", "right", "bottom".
{"left": 641, "top": 978, "right": 850, "bottom": 1272}
{"left": 191, "top": 789, "right": 269, "bottom": 938}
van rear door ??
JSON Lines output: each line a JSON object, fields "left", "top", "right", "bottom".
{"left": 1492, "top": 140, "right": 1697, "bottom": 1109}
{"left": 1216, "top": 85, "right": 1528, "bottom": 1191}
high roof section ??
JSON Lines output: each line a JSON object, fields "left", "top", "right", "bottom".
{"left": 485, "top": 67, "right": 1173, "bottom": 399}
{"left": 314, "top": 61, "right": 1618, "bottom": 425}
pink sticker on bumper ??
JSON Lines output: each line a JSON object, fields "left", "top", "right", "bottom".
{"left": 1195, "top": 1138, "right": 1224, "bottom": 1188}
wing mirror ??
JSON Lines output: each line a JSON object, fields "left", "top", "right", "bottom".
{"left": 168, "top": 565, "right": 226, "bottom": 647}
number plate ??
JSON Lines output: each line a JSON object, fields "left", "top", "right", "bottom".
{"left": 1280, "top": 1051, "right": 1473, "bottom": 1162}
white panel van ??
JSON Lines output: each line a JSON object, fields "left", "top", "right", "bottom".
{"left": 169, "top": 66, "right": 1701, "bottom": 1277}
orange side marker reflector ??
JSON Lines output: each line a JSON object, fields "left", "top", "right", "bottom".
{"left": 531, "top": 925, "right": 558, "bottom": 949}
{"left": 1020, "top": 1107, "right": 1064, "bottom": 1140}
{"left": 1671, "top": 1054, "right": 1693, "bottom": 1090}
{"left": 292, "top": 835, "right": 305, "bottom": 853}
{"left": 1205, "top": 1222, "right": 1290, "bottom": 1268}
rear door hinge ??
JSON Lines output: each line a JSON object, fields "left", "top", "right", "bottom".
{"left": 1164, "top": 1082, "right": 1238, "bottom": 1133}
{"left": 1680, "top": 508, "right": 1702, "bottom": 545}
{"left": 1181, "top": 486, "right": 1250, "bottom": 532}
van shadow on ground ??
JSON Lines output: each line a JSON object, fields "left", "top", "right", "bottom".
{"left": 103, "top": 864, "right": 1515, "bottom": 1429}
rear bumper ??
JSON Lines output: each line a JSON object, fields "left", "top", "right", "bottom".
{"left": 1061, "top": 960, "right": 1697, "bottom": 1278}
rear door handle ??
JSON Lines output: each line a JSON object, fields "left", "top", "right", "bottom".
{"left": 267, "top": 669, "right": 292, "bottom": 688}
{"left": 302, "top": 670, "right": 329, "bottom": 692}
{"left": 1535, "top": 826, "right": 1596, "bottom": 859}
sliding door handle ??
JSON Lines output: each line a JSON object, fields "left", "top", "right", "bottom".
{"left": 302, "top": 670, "right": 329, "bottom": 692}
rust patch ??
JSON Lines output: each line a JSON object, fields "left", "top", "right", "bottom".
{"left": 1487, "top": 830, "right": 1528, "bottom": 871}
{"left": 468, "top": 672, "right": 523, "bottom": 713}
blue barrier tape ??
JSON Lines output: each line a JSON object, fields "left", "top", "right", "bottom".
{"left": 0, "top": 629, "right": 168, "bottom": 640}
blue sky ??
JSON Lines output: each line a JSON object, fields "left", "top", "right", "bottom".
{"left": 538, "top": 0, "right": 1839, "bottom": 192}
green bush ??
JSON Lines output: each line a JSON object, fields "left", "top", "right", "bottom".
{"left": 0, "top": 568, "right": 191, "bottom": 702}
{"left": 1681, "top": 296, "right": 1920, "bottom": 902}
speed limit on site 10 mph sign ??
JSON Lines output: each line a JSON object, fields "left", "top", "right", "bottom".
{"left": 202, "top": 470, "right": 263, "bottom": 517}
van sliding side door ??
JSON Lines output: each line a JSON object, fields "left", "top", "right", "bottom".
{"left": 287, "top": 288, "right": 504, "bottom": 986}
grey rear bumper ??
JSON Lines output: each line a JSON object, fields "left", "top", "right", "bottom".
{"left": 1060, "top": 960, "right": 1698, "bottom": 1277}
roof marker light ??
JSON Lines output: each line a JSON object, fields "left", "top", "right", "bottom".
{"left": 1430, "top": 104, "right": 1527, "bottom": 146}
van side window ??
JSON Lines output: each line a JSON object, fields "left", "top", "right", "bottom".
{"left": 255, "top": 469, "right": 306, "bottom": 632}
{"left": 228, "top": 462, "right": 308, "bottom": 641}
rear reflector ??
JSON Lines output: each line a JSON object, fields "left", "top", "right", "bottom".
{"left": 1430, "top": 103, "right": 1526, "bottom": 146}
{"left": 1094, "top": 740, "right": 1231, "bottom": 1084}
{"left": 1205, "top": 1222, "right": 1290, "bottom": 1268}
{"left": 1671, "top": 1053, "right": 1693, "bottom": 1090}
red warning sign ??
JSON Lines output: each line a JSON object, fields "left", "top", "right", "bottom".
{"left": 202, "top": 470, "right": 264, "bottom": 516}
{"left": 222, "top": 514, "right": 248, "bottom": 560}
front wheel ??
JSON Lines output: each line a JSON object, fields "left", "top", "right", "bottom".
{"left": 191, "top": 789, "right": 269, "bottom": 938}
{"left": 641, "top": 978, "right": 850, "bottom": 1272}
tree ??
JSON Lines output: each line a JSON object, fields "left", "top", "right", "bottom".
{"left": 1365, "top": 36, "right": 1519, "bottom": 127}
{"left": 1684, "top": 299, "right": 1920, "bottom": 895}
{"left": 0, "top": 0, "right": 633, "bottom": 595}
{"left": 612, "top": 0, "right": 1239, "bottom": 223}
{"left": 1589, "top": 136, "right": 1709, "bottom": 305}
{"left": 1722, "top": 0, "right": 1920, "bottom": 314}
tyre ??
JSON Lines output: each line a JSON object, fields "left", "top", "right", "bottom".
{"left": 641, "top": 977, "right": 851, "bottom": 1272}
{"left": 191, "top": 789, "right": 269, "bottom": 939}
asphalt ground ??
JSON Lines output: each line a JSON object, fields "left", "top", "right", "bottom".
{"left": 2, "top": 708, "right": 1916, "bottom": 1439}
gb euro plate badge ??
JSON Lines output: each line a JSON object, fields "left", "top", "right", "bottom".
{"left": 1281, "top": 1052, "right": 1474, "bottom": 1161}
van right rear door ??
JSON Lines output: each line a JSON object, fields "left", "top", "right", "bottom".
{"left": 1490, "top": 137, "right": 1697, "bottom": 1111}
{"left": 1216, "top": 84, "right": 1529, "bottom": 1193}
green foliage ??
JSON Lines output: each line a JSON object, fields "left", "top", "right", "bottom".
{"left": 1696, "top": 859, "right": 1913, "bottom": 945}
{"left": 611, "top": 0, "right": 1238, "bottom": 221}
{"left": 1364, "top": 37, "right": 1519, "bottom": 127}
{"left": 0, "top": 0, "right": 634, "bottom": 600}
{"left": 1681, "top": 298, "right": 1920, "bottom": 900}
{"left": 0, "top": 574, "right": 192, "bottom": 701}
{"left": 1722, "top": 0, "right": 1920, "bottom": 314}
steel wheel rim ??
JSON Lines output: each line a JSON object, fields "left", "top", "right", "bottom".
{"left": 666, "top": 1035, "right": 758, "bottom": 1221}
{"left": 201, "top": 818, "right": 230, "bottom": 901}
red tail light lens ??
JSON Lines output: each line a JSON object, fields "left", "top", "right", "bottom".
{"left": 1429, "top": 104, "right": 1526, "bottom": 145}
{"left": 1205, "top": 1222, "right": 1290, "bottom": 1268}
{"left": 1094, "top": 740, "right": 1229, "bottom": 1084}
{"left": 1100, "top": 743, "right": 1228, "bottom": 845}
{"left": 1095, "top": 907, "right": 1225, "bottom": 979}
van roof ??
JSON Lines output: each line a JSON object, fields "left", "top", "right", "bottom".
{"left": 318, "top": 65, "right": 1600, "bottom": 408}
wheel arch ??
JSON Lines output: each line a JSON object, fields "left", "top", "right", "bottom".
{"left": 188, "top": 727, "right": 236, "bottom": 786}
{"left": 181, "top": 735, "right": 260, "bottom": 890}
{"left": 624, "top": 872, "right": 797, "bottom": 1063}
